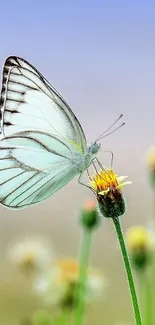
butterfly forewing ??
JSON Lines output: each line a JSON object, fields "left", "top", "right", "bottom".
{"left": 0, "top": 56, "right": 87, "bottom": 151}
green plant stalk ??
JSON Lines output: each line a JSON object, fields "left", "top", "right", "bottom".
{"left": 152, "top": 189, "right": 155, "bottom": 324}
{"left": 144, "top": 271, "right": 152, "bottom": 325}
{"left": 138, "top": 272, "right": 145, "bottom": 323}
{"left": 74, "top": 229, "right": 92, "bottom": 325}
{"left": 58, "top": 310, "right": 70, "bottom": 325}
{"left": 113, "top": 217, "right": 143, "bottom": 325}
{"left": 139, "top": 271, "right": 152, "bottom": 325}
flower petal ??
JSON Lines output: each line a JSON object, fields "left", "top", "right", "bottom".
{"left": 118, "top": 181, "right": 132, "bottom": 188}
{"left": 117, "top": 176, "right": 128, "bottom": 182}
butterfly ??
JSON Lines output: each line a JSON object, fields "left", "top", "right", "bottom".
{"left": 0, "top": 56, "right": 124, "bottom": 209}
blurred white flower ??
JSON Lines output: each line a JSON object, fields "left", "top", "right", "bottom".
{"left": 8, "top": 236, "right": 53, "bottom": 275}
{"left": 35, "top": 257, "right": 106, "bottom": 308}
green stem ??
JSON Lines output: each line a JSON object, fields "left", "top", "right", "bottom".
{"left": 139, "top": 271, "right": 152, "bottom": 325}
{"left": 60, "top": 310, "right": 70, "bottom": 325}
{"left": 74, "top": 229, "right": 92, "bottom": 325}
{"left": 144, "top": 271, "right": 152, "bottom": 325}
{"left": 138, "top": 272, "right": 145, "bottom": 323}
{"left": 113, "top": 217, "right": 143, "bottom": 325}
{"left": 153, "top": 191, "right": 155, "bottom": 325}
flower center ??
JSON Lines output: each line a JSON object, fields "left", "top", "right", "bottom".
{"left": 90, "top": 169, "right": 119, "bottom": 193}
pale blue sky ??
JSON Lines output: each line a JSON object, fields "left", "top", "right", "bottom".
{"left": 0, "top": 1, "right": 154, "bottom": 173}
{"left": 0, "top": 0, "right": 155, "bottom": 206}
{"left": 0, "top": 1, "right": 155, "bottom": 142}
{"left": 0, "top": 0, "right": 154, "bottom": 229}
{"left": 0, "top": 3, "right": 155, "bottom": 324}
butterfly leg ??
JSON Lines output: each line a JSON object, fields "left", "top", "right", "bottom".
{"left": 91, "top": 157, "right": 110, "bottom": 183}
{"left": 91, "top": 152, "right": 113, "bottom": 170}
{"left": 78, "top": 173, "right": 96, "bottom": 193}
{"left": 87, "top": 168, "right": 93, "bottom": 181}
{"left": 91, "top": 157, "right": 104, "bottom": 171}
{"left": 102, "top": 150, "right": 114, "bottom": 168}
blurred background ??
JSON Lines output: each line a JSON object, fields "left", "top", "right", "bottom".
{"left": 0, "top": 1, "right": 155, "bottom": 324}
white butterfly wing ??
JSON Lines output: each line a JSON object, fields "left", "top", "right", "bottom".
{"left": 0, "top": 131, "right": 78, "bottom": 209}
{"left": 0, "top": 56, "right": 87, "bottom": 151}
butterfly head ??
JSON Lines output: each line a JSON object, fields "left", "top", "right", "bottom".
{"left": 88, "top": 142, "right": 101, "bottom": 155}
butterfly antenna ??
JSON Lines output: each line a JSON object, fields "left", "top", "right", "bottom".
{"left": 98, "top": 122, "right": 125, "bottom": 140}
{"left": 95, "top": 114, "right": 123, "bottom": 142}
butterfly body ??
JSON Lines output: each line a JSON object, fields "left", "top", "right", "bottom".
{"left": 69, "top": 144, "right": 100, "bottom": 173}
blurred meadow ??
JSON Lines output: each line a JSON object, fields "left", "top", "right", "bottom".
{"left": 0, "top": 1, "right": 155, "bottom": 324}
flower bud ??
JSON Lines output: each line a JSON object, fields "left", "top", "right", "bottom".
{"left": 126, "top": 226, "right": 155, "bottom": 270}
{"left": 97, "top": 190, "right": 125, "bottom": 219}
{"left": 80, "top": 200, "right": 100, "bottom": 230}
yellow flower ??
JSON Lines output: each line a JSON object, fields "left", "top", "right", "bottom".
{"left": 90, "top": 169, "right": 130, "bottom": 195}
{"left": 126, "top": 226, "right": 155, "bottom": 269}
{"left": 89, "top": 168, "right": 131, "bottom": 218}
{"left": 35, "top": 258, "right": 105, "bottom": 308}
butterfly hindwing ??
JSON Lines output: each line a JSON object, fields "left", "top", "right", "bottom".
{"left": 0, "top": 131, "right": 78, "bottom": 209}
